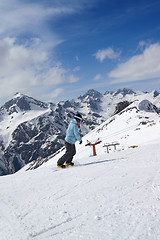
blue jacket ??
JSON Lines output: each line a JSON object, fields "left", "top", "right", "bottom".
{"left": 65, "top": 119, "right": 82, "bottom": 144}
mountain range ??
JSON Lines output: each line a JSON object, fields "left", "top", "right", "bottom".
{"left": 0, "top": 88, "right": 160, "bottom": 175}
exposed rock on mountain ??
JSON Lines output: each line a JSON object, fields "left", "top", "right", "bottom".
{"left": 114, "top": 101, "right": 131, "bottom": 115}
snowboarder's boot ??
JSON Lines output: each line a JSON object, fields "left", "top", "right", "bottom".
{"left": 65, "top": 161, "right": 74, "bottom": 167}
{"left": 57, "top": 163, "right": 66, "bottom": 169}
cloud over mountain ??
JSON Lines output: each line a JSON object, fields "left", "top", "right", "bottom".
{"left": 108, "top": 43, "right": 160, "bottom": 83}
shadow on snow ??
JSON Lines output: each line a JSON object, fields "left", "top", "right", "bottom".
{"left": 77, "top": 157, "right": 124, "bottom": 167}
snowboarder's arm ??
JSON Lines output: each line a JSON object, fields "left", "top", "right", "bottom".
{"left": 73, "top": 124, "right": 82, "bottom": 142}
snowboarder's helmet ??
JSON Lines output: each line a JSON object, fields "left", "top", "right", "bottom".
{"left": 74, "top": 113, "right": 82, "bottom": 122}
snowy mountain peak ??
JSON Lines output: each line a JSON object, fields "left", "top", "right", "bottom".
{"left": 113, "top": 88, "right": 136, "bottom": 97}
{"left": 104, "top": 90, "right": 114, "bottom": 95}
{"left": 138, "top": 99, "right": 160, "bottom": 113}
{"left": 14, "top": 92, "right": 23, "bottom": 98}
{"left": 0, "top": 94, "right": 48, "bottom": 114}
{"left": 77, "top": 89, "right": 102, "bottom": 112}
{"left": 79, "top": 89, "right": 102, "bottom": 99}
{"left": 152, "top": 90, "right": 160, "bottom": 98}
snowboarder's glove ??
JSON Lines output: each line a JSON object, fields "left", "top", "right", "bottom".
{"left": 79, "top": 140, "right": 82, "bottom": 144}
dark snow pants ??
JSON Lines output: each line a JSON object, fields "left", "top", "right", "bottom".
{"left": 57, "top": 141, "right": 76, "bottom": 165}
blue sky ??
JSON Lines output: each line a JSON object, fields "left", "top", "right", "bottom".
{"left": 0, "top": 0, "right": 160, "bottom": 104}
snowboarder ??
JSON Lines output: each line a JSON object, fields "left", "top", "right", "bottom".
{"left": 57, "top": 113, "right": 83, "bottom": 168}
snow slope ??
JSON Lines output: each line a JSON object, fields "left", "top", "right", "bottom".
{"left": 0, "top": 99, "right": 160, "bottom": 240}
{"left": 1, "top": 144, "right": 160, "bottom": 240}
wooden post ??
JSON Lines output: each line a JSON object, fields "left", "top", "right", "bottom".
{"left": 92, "top": 144, "right": 96, "bottom": 156}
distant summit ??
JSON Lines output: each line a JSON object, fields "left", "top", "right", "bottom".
{"left": 138, "top": 99, "right": 160, "bottom": 113}
{"left": 112, "top": 88, "right": 136, "bottom": 97}
{"left": 78, "top": 89, "right": 102, "bottom": 112}
{"left": 104, "top": 88, "right": 137, "bottom": 97}
{"left": 79, "top": 89, "right": 102, "bottom": 99}
{"left": 152, "top": 90, "right": 160, "bottom": 98}
{"left": 0, "top": 93, "right": 48, "bottom": 114}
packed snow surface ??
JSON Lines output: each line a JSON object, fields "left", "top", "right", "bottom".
{"left": 0, "top": 99, "right": 160, "bottom": 240}
{"left": 1, "top": 143, "right": 160, "bottom": 240}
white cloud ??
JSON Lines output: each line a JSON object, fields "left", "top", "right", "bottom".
{"left": 137, "top": 40, "right": 147, "bottom": 51}
{"left": 41, "top": 67, "right": 67, "bottom": 86}
{"left": 94, "top": 47, "right": 121, "bottom": 62}
{"left": 0, "top": 1, "right": 74, "bottom": 35}
{"left": 68, "top": 74, "right": 79, "bottom": 83}
{"left": 94, "top": 74, "right": 101, "bottom": 81}
{"left": 0, "top": 0, "right": 99, "bottom": 103}
{"left": 137, "top": 40, "right": 152, "bottom": 52}
{"left": 108, "top": 43, "right": 160, "bottom": 83}
{"left": 73, "top": 66, "right": 80, "bottom": 72}
{"left": 0, "top": 38, "right": 43, "bottom": 97}
{"left": 0, "top": 0, "right": 94, "bottom": 55}
{"left": 47, "top": 88, "right": 65, "bottom": 99}
{"left": 0, "top": 38, "right": 73, "bottom": 98}
{"left": 0, "top": 0, "right": 98, "bottom": 40}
